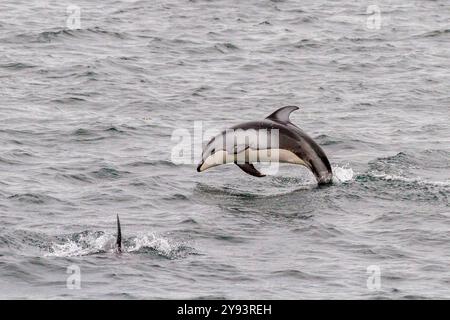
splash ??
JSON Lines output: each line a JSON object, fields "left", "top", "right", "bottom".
{"left": 332, "top": 165, "right": 354, "bottom": 183}
{"left": 45, "top": 232, "right": 115, "bottom": 257}
{"left": 44, "top": 231, "right": 184, "bottom": 258}
{"left": 127, "top": 234, "right": 173, "bottom": 255}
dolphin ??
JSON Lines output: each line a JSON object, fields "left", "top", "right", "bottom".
{"left": 197, "top": 106, "right": 333, "bottom": 185}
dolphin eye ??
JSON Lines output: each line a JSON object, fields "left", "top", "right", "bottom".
{"left": 211, "top": 148, "right": 216, "bottom": 154}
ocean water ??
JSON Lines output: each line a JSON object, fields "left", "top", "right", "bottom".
{"left": 0, "top": 0, "right": 449, "bottom": 299}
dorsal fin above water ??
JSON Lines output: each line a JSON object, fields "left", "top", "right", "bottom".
{"left": 116, "top": 214, "right": 122, "bottom": 253}
{"left": 265, "top": 106, "right": 299, "bottom": 123}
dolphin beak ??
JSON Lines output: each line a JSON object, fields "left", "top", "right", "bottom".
{"left": 197, "top": 161, "right": 204, "bottom": 172}
{"left": 197, "top": 151, "right": 227, "bottom": 172}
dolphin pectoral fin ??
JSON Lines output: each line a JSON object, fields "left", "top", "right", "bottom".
{"left": 265, "top": 106, "right": 299, "bottom": 123}
{"left": 235, "top": 163, "right": 265, "bottom": 177}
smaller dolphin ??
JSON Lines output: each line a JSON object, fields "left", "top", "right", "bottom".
{"left": 115, "top": 214, "right": 122, "bottom": 253}
{"left": 197, "top": 106, "right": 333, "bottom": 185}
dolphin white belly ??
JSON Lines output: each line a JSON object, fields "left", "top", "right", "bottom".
{"left": 199, "top": 148, "right": 309, "bottom": 172}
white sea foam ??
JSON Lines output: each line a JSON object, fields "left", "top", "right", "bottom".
{"left": 127, "top": 234, "right": 172, "bottom": 255}
{"left": 45, "top": 233, "right": 115, "bottom": 257}
{"left": 44, "top": 232, "right": 176, "bottom": 257}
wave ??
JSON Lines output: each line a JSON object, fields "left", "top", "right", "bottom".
{"left": 90, "top": 167, "right": 130, "bottom": 180}
{"left": 369, "top": 150, "right": 450, "bottom": 174}
{"left": 359, "top": 172, "right": 450, "bottom": 188}
{"left": 126, "top": 159, "right": 178, "bottom": 168}
{"left": 70, "top": 126, "right": 128, "bottom": 141}
{"left": 214, "top": 42, "right": 240, "bottom": 54}
{"left": 270, "top": 269, "right": 324, "bottom": 280}
{"left": 294, "top": 38, "right": 323, "bottom": 49}
{"left": 353, "top": 150, "right": 450, "bottom": 203}
{"left": 415, "top": 29, "right": 450, "bottom": 39}
{"left": 354, "top": 171, "right": 449, "bottom": 205}
{"left": 7, "top": 193, "right": 66, "bottom": 205}
{"left": 4, "top": 27, "right": 130, "bottom": 44}
{"left": 0, "top": 62, "right": 36, "bottom": 70}
{"left": 56, "top": 173, "right": 94, "bottom": 184}
{"left": 0, "top": 155, "right": 20, "bottom": 165}
{"left": 314, "top": 134, "right": 343, "bottom": 146}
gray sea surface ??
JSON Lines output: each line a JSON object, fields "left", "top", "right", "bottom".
{"left": 0, "top": 0, "right": 449, "bottom": 299}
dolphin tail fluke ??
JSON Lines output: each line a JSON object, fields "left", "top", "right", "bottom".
{"left": 116, "top": 214, "right": 122, "bottom": 253}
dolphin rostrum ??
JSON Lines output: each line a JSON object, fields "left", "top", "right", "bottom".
{"left": 197, "top": 106, "right": 333, "bottom": 185}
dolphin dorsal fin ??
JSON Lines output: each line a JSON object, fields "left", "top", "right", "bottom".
{"left": 116, "top": 214, "right": 122, "bottom": 253}
{"left": 265, "top": 106, "right": 299, "bottom": 123}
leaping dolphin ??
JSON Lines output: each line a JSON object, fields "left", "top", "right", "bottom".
{"left": 197, "top": 106, "right": 333, "bottom": 185}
